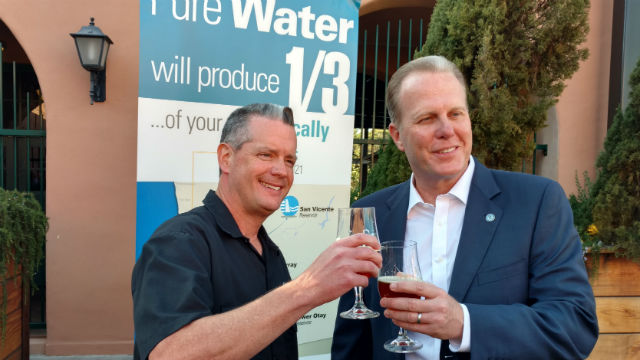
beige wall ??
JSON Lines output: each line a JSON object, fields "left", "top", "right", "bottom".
{"left": 0, "top": 0, "right": 615, "bottom": 356}
{"left": 0, "top": 0, "right": 138, "bottom": 355}
{"left": 551, "top": 0, "right": 613, "bottom": 195}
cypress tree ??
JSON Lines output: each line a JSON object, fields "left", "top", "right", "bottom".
{"left": 357, "top": 0, "right": 591, "bottom": 199}
{"left": 591, "top": 58, "right": 640, "bottom": 261}
{"left": 418, "top": 0, "right": 590, "bottom": 170}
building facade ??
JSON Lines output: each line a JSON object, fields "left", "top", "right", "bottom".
{"left": 0, "top": 0, "right": 634, "bottom": 357}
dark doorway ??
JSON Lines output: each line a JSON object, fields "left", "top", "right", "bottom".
{"left": 1, "top": 19, "right": 47, "bottom": 331}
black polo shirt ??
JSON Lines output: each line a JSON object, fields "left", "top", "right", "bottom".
{"left": 132, "top": 190, "right": 297, "bottom": 360}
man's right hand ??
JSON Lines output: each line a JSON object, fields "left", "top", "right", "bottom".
{"left": 293, "top": 233, "right": 382, "bottom": 306}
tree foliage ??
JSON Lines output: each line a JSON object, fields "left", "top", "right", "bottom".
{"left": 591, "top": 58, "right": 640, "bottom": 261}
{"left": 418, "top": 0, "right": 590, "bottom": 170}
{"left": 359, "top": 137, "right": 411, "bottom": 199}
{"left": 357, "top": 0, "right": 591, "bottom": 199}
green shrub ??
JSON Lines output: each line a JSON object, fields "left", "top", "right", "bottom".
{"left": 0, "top": 189, "right": 48, "bottom": 342}
{"left": 359, "top": 138, "right": 411, "bottom": 199}
{"left": 591, "top": 58, "right": 640, "bottom": 261}
{"left": 569, "top": 171, "right": 601, "bottom": 252}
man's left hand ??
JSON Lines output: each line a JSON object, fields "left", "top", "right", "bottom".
{"left": 379, "top": 280, "right": 464, "bottom": 341}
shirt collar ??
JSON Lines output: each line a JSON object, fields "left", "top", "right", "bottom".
{"left": 407, "top": 157, "right": 475, "bottom": 214}
{"left": 204, "top": 190, "right": 278, "bottom": 252}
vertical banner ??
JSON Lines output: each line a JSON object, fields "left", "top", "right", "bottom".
{"left": 137, "top": 0, "right": 360, "bottom": 345}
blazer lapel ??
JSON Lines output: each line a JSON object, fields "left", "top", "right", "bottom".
{"left": 369, "top": 182, "right": 410, "bottom": 360}
{"left": 378, "top": 181, "right": 410, "bottom": 244}
{"left": 449, "top": 161, "right": 502, "bottom": 302}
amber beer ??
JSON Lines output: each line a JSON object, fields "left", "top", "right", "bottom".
{"left": 377, "top": 276, "right": 421, "bottom": 299}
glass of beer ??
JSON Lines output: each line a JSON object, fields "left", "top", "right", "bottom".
{"left": 378, "top": 240, "right": 423, "bottom": 353}
{"left": 336, "top": 207, "right": 380, "bottom": 319}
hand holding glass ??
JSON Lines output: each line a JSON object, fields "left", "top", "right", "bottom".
{"left": 379, "top": 240, "right": 423, "bottom": 353}
{"left": 336, "top": 207, "right": 380, "bottom": 319}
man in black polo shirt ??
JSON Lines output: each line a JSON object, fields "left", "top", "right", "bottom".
{"left": 132, "top": 103, "right": 381, "bottom": 360}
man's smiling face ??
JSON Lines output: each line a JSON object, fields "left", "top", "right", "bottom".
{"left": 225, "top": 115, "right": 297, "bottom": 218}
{"left": 389, "top": 71, "right": 472, "bottom": 193}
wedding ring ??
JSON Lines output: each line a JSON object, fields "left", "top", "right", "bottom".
{"left": 417, "top": 312, "right": 422, "bottom": 324}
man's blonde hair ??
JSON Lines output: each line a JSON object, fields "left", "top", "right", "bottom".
{"left": 386, "top": 55, "right": 467, "bottom": 125}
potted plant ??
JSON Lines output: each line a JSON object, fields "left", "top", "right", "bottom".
{"left": 569, "top": 58, "right": 640, "bottom": 360}
{"left": 0, "top": 188, "right": 47, "bottom": 348}
{"left": 589, "top": 56, "right": 640, "bottom": 263}
{"left": 569, "top": 171, "right": 603, "bottom": 267}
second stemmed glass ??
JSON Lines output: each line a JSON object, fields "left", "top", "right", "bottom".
{"left": 336, "top": 207, "right": 380, "bottom": 319}
{"left": 378, "top": 240, "right": 423, "bottom": 353}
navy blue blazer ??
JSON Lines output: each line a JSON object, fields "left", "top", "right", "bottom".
{"left": 331, "top": 159, "right": 598, "bottom": 360}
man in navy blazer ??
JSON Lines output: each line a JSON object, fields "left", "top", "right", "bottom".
{"left": 331, "top": 56, "right": 598, "bottom": 359}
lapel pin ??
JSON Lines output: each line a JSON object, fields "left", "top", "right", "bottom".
{"left": 485, "top": 213, "right": 496, "bottom": 222}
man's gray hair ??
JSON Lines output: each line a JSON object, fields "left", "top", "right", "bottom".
{"left": 386, "top": 55, "right": 467, "bottom": 124}
{"left": 220, "top": 103, "right": 294, "bottom": 149}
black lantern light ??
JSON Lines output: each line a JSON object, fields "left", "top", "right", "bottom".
{"left": 70, "top": 18, "right": 113, "bottom": 104}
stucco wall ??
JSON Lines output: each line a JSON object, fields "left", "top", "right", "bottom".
{"left": 0, "top": 0, "right": 138, "bottom": 354}
{"left": 552, "top": 0, "right": 613, "bottom": 195}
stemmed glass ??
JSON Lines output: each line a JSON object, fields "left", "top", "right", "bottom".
{"left": 378, "top": 240, "right": 423, "bottom": 353}
{"left": 336, "top": 207, "right": 380, "bottom": 319}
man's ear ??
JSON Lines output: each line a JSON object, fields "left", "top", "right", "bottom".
{"left": 217, "top": 143, "right": 233, "bottom": 175}
{"left": 388, "top": 122, "right": 405, "bottom": 152}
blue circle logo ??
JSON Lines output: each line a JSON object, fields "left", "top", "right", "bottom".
{"left": 280, "top": 196, "right": 299, "bottom": 217}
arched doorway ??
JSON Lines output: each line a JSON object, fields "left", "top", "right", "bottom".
{"left": 0, "top": 19, "right": 47, "bottom": 332}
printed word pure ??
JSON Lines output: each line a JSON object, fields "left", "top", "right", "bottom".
{"left": 150, "top": 1, "right": 355, "bottom": 45}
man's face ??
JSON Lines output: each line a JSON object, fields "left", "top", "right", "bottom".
{"left": 224, "top": 116, "right": 297, "bottom": 218}
{"left": 389, "top": 71, "right": 472, "bottom": 190}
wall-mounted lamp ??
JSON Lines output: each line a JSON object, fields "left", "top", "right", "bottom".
{"left": 70, "top": 18, "right": 113, "bottom": 104}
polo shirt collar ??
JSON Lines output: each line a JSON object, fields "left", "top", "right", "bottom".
{"left": 203, "top": 190, "right": 279, "bottom": 253}
{"left": 203, "top": 190, "right": 244, "bottom": 237}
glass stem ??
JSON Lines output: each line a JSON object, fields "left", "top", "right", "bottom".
{"left": 353, "top": 286, "right": 365, "bottom": 305}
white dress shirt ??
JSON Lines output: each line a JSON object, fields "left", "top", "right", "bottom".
{"left": 406, "top": 158, "right": 474, "bottom": 360}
